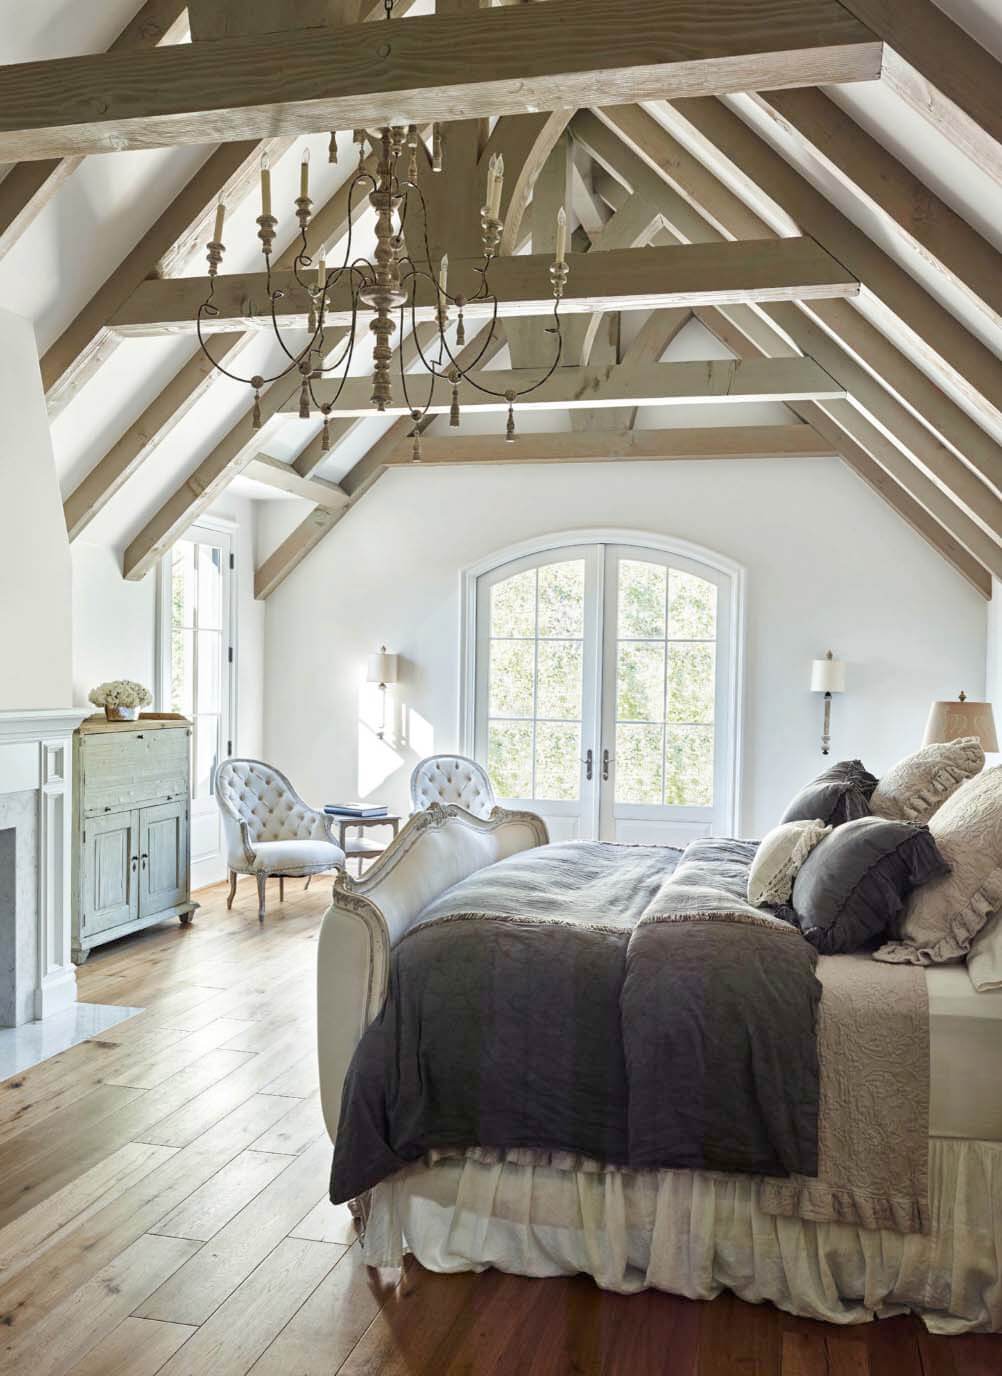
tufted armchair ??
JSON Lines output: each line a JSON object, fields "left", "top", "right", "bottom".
{"left": 410, "top": 754, "right": 497, "bottom": 820}
{"left": 215, "top": 758, "right": 345, "bottom": 921}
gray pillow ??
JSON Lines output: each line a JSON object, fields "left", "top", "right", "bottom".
{"left": 791, "top": 816, "right": 949, "bottom": 955}
{"left": 780, "top": 760, "right": 877, "bottom": 829}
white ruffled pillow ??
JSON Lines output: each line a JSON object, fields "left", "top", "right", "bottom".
{"left": 748, "top": 819, "right": 832, "bottom": 907}
{"left": 876, "top": 767, "right": 1002, "bottom": 966}
{"left": 870, "top": 737, "right": 984, "bottom": 825}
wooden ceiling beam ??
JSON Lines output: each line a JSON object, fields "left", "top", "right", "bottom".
{"left": 110, "top": 238, "right": 860, "bottom": 335}
{"left": 42, "top": 137, "right": 295, "bottom": 417}
{"left": 595, "top": 105, "right": 1002, "bottom": 508}
{"left": 62, "top": 162, "right": 373, "bottom": 541}
{"left": 647, "top": 99, "right": 1002, "bottom": 437}
{"left": 0, "top": 0, "right": 188, "bottom": 264}
{"left": 121, "top": 330, "right": 350, "bottom": 581}
{"left": 751, "top": 87, "right": 1002, "bottom": 329}
{"left": 242, "top": 455, "right": 348, "bottom": 508}
{"left": 695, "top": 306, "right": 999, "bottom": 590}
{"left": 837, "top": 0, "right": 1002, "bottom": 190}
{"left": 255, "top": 323, "right": 504, "bottom": 598}
{"left": 379, "top": 424, "right": 836, "bottom": 466}
{"left": 285, "top": 356, "right": 845, "bottom": 416}
{"left": 0, "top": 0, "right": 882, "bottom": 162}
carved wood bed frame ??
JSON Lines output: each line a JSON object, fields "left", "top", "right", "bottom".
{"left": 315, "top": 803, "right": 548, "bottom": 1142}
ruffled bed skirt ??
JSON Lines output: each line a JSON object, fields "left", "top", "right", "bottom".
{"left": 358, "top": 1138, "right": 1002, "bottom": 1333}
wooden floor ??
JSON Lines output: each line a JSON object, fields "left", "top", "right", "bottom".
{"left": 0, "top": 877, "right": 999, "bottom": 1376}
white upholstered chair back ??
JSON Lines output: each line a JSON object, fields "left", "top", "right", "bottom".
{"left": 215, "top": 758, "right": 330, "bottom": 866}
{"left": 409, "top": 755, "right": 497, "bottom": 820}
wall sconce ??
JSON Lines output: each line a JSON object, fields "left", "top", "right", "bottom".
{"left": 810, "top": 650, "right": 846, "bottom": 756}
{"left": 924, "top": 691, "right": 998, "bottom": 751}
{"left": 367, "top": 645, "right": 398, "bottom": 741}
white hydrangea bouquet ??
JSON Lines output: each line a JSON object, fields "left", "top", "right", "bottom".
{"left": 88, "top": 679, "right": 153, "bottom": 722}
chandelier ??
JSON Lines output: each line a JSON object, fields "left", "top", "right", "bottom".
{"left": 199, "top": 13, "right": 570, "bottom": 461}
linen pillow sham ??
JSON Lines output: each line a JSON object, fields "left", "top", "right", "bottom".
{"left": 967, "top": 911, "right": 1002, "bottom": 992}
{"left": 875, "top": 767, "right": 1002, "bottom": 967}
{"left": 780, "top": 759, "right": 878, "bottom": 829}
{"left": 870, "top": 737, "right": 984, "bottom": 825}
{"left": 791, "top": 816, "right": 949, "bottom": 956}
{"left": 747, "top": 819, "right": 831, "bottom": 907}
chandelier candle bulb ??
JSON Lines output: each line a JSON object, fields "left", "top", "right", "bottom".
{"left": 300, "top": 147, "right": 311, "bottom": 200}
{"left": 555, "top": 206, "right": 567, "bottom": 265}
{"left": 260, "top": 152, "right": 272, "bottom": 219}
{"left": 317, "top": 245, "right": 327, "bottom": 287}
{"left": 213, "top": 203, "right": 226, "bottom": 244}
{"left": 438, "top": 253, "right": 449, "bottom": 316}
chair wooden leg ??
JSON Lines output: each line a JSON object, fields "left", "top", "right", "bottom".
{"left": 304, "top": 875, "right": 312, "bottom": 891}
{"left": 256, "top": 872, "right": 267, "bottom": 922}
{"left": 226, "top": 870, "right": 237, "bottom": 910}
{"left": 279, "top": 875, "right": 285, "bottom": 903}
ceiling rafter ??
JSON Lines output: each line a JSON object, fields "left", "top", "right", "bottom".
{"left": 749, "top": 87, "right": 1001, "bottom": 329}
{"left": 0, "top": 0, "right": 883, "bottom": 162}
{"left": 253, "top": 321, "right": 504, "bottom": 600}
{"left": 584, "top": 108, "right": 999, "bottom": 586}
{"left": 43, "top": 136, "right": 294, "bottom": 418}
{"left": 607, "top": 101, "right": 1002, "bottom": 442}
{"left": 694, "top": 306, "right": 1001, "bottom": 585}
{"left": 0, "top": 0, "right": 189, "bottom": 265}
{"left": 586, "top": 105, "right": 1002, "bottom": 536}
{"left": 61, "top": 147, "right": 381, "bottom": 542}
{"left": 837, "top": 0, "right": 1002, "bottom": 189}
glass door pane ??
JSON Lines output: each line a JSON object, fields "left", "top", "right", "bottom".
{"left": 485, "top": 558, "right": 586, "bottom": 805}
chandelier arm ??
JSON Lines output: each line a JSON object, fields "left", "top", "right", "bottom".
{"left": 196, "top": 303, "right": 309, "bottom": 388}
{"left": 308, "top": 287, "right": 366, "bottom": 410}
{"left": 420, "top": 294, "right": 502, "bottom": 378}
{"left": 268, "top": 288, "right": 325, "bottom": 366}
{"left": 309, "top": 272, "right": 369, "bottom": 375}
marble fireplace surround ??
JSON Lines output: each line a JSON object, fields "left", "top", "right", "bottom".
{"left": 0, "top": 709, "right": 89, "bottom": 1026}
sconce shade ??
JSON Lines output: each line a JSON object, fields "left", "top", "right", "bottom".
{"left": 924, "top": 695, "right": 998, "bottom": 752}
{"left": 811, "top": 654, "right": 846, "bottom": 695}
{"left": 367, "top": 648, "right": 398, "bottom": 685}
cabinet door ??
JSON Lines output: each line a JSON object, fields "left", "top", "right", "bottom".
{"left": 140, "top": 800, "right": 188, "bottom": 917}
{"left": 82, "top": 811, "right": 140, "bottom": 936}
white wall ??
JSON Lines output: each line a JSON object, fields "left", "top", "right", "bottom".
{"left": 0, "top": 308, "right": 73, "bottom": 710}
{"left": 71, "top": 493, "right": 265, "bottom": 757}
{"left": 263, "top": 458, "right": 987, "bottom": 835}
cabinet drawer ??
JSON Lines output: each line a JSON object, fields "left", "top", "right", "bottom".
{"left": 81, "top": 730, "right": 190, "bottom": 815}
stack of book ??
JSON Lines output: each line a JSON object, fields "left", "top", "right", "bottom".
{"left": 323, "top": 802, "right": 388, "bottom": 818}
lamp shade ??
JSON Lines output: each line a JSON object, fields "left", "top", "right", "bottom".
{"left": 810, "top": 654, "right": 846, "bottom": 694}
{"left": 367, "top": 648, "right": 398, "bottom": 685}
{"left": 923, "top": 695, "right": 998, "bottom": 751}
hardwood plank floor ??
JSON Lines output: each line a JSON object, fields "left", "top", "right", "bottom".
{"left": 0, "top": 872, "right": 997, "bottom": 1375}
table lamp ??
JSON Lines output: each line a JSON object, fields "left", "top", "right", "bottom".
{"left": 923, "top": 692, "right": 998, "bottom": 751}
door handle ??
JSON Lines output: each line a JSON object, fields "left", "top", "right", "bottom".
{"left": 602, "top": 749, "right": 611, "bottom": 781}
{"left": 131, "top": 855, "right": 138, "bottom": 872}
{"left": 584, "top": 749, "right": 593, "bottom": 781}
{"left": 140, "top": 852, "right": 148, "bottom": 868}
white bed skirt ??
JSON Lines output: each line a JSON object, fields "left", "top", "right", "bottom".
{"left": 359, "top": 1137, "right": 1002, "bottom": 1333}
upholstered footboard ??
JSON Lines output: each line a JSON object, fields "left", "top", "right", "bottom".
{"left": 316, "top": 803, "right": 548, "bottom": 1142}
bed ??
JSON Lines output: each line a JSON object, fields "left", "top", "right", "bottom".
{"left": 316, "top": 803, "right": 1002, "bottom": 1334}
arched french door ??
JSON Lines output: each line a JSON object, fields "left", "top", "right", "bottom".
{"left": 464, "top": 534, "right": 742, "bottom": 845}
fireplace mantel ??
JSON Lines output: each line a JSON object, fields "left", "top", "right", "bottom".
{"left": 0, "top": 707, "right": 90, "bottom": 1023}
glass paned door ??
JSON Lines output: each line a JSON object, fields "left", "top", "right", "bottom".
{"left": 475, "top": 548, "right": 601, "bottom": 840}
{"left": 601, "top": 549, "right": 727, "bottom": 845}
{"left": 473, "top": 540, "right": 736, "bottom": 844}
{"left": 159, "top": 522, "right": 234, "bottom": 887}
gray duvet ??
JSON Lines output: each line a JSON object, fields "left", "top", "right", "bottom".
{"left": 331, "top": 839, "right": 821, "bottom": 1204}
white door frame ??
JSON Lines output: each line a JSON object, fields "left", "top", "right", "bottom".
{"left": 156, "top": 515, "right": 238, "bottom": 887}
{"left": 460, "top": 527, "right": 745, "bottom": 836}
